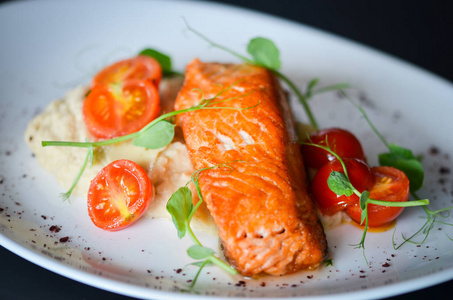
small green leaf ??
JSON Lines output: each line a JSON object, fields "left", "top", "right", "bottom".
{"left": 359, "top": 190, "right": 370, "bottom": 211}
{"left": 360, "top": 207, "right": 368, "bottom": 225}
{"left": 166, "top": 187, "right": 193, "bottom": 238}
{"left": 190, "top": 260, "right": 214, "bottom": 268}
{"left": 323, "top": 259, "right": 334, "bottom": 267}
{"left": 247, "top": 37, "right": 281, "bottom": 70}
{"left": 187, "top": 245, "right": 215, "bottom": 260}
{"left": 379, "top": 144, "right": 424, "bottom": 192}
{"left": 327, "top": 171, "right": 354, "bottom": 196}
{"left": 304, "top": 78, "right": 319, "bottom": 99}
{"left": 307, "top": 78, "right": 319, "bottom": 91}
{"left": 388, "top": 143, "right": 416, "bottom": 159}
{"left": 132, "top": 120, "right": 175, "bottom": 149}
{"left": 139, "top": 48, "right": 172, "bottom": 75}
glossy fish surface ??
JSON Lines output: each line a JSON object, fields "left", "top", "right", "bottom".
{"left": 175, "top": 59, "right": 327, "bottom": 276}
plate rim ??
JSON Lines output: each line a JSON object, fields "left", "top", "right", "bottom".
{"left": 1, "top": 0, "right": 453, "bottom": 299}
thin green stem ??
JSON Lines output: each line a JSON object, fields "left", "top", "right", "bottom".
{"left": 313, "top": 83, "right": 351, "bottom": 96}
{"left": 188, "top": 198, "right": 204, "bottom": 223}
{"left": 341, "top": 90, "right": 390, "bottom": 149}
{"left": 182, "top": 162, "right": 238, "bottom": 289}
{"left": 186, "top": 220, "right": 203, "bottom": 246}
{"left": 273, "top": 70, "right": 319, "bottom": 130}
{"left": 304, "top": 142, "right": 354, "bottom": 183}
{"left": 42, "top": 107, "right": 199, "bottom": 148}
{"left": 61, "top": 146, "right": 92, "bottom": 201}
{"left": 207, "top": 255, "right": 238, "bottom": 275}
{"left": 368, "top": 198, "right": 430, "bottom": 207}
{"left": 190, "top": 259, "right": 209, "bottom": 289}
{"left": 184, "top": 18, "right": 254, "bottom": 64}
{"left": 42, "top": 88, "right": 257, "bottom": 149}
{"left": 393, "top": 192, "right": 453, "bottom": 249}
{"left": 184, "top": 20, "right": 320, "bottom": 130}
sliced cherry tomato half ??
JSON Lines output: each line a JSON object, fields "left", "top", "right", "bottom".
{"left": 83, "top": 79, "right": 160, "bottom": 139}
{"left": 87, "top": 159, "right": 153, "bottom": 231}
{"left": 92, "top": 55, "right": 162, "bottom": 87}
{"left": 345, "top": 166, "right": 410, "bottom": 227}
{"left": 301, "top": 128, "right": 366, "bottom": 169}
{"left": 311, "top": 158, "right": 374, "bottom": 215}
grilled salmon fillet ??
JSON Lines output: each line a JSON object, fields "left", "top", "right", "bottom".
{"left": 175, "top": 59, "right": 327, "bottom": 276}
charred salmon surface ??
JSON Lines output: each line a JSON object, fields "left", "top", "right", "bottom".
{"left": 175, "top": 59, "right": 327, "bottom": 276}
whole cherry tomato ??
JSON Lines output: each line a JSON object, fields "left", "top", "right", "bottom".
{"left": 87, "top": 159, "right": 153, "bottom": 231}
{"left": 311, "top": 158, "right": 374, "bottom": 215}
{"left": 92, "top": 55, "right": 162, "bottom": 87}
{"left": 345, "top": 166, "right": 410, "bottom": 227}
{"left": 301, "top": 128, "right": 366, "bottom": 169}
{"left": 83, "top": 79, "right": 160, "bottom": 139}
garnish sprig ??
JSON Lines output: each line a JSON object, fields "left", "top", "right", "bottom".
{"left": 340, "top": 90, "right": 453, "bottom": 247}
{"left": 43, "top": 83, "right": 258, "bottom": 200}
{"left": 303, "top": 141, "right": 429, "bottom": 261}
{"left": 166, "top": 163, "right": 238, "bottom": 289}
{"left": 393, "top": 193, "right": 453, "bottom": 249}
{"left": 340, "top": 90, "right": 423, "bottom": 192}
{"left": 42, "top": 85, "right": 256, "bottom": 150}
{"left": 184, "top": 20, "right": 350, "bottom": 131}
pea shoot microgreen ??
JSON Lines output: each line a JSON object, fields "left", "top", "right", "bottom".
{"left": 303, "top": 141, "right": 429, "bottom": 263}
{"left": 184, "top": 20, "right": 349, "bottom": 131}
{"left": 340, "top": 90, "right": 453, "bottom": 248}
{"left": 166, "top": 164, "right": 238, "bottom": 289}
{"left": 341, "top": 91, "right": 424, "bottom": 192}
{"left": 42, "top": 84, "right": 258, "bottom": 200}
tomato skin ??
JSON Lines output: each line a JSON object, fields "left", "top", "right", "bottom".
{"left": 83, "top": 79, "right": 160, "bottom": 139}
{"left": 311, "top": 158, "right": 374, "bottom": 215}
{"left": 301, "top": 128, "right": 366, "bottom": 169}
{"left": 92, "top": 55, "right": 162, "bottom": 87}
{"left": 345, "top": 166, "right": 410, "bottom": 227}
{"left": 87, "top": 159, "right": 153, "bottom": 231}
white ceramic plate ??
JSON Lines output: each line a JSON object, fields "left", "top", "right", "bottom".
{"left": 1, "top": 0, "right": 453, "bottom": 299}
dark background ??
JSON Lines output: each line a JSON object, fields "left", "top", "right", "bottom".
{"left": 1, "top": 0, "right": 452, "bottom": 299}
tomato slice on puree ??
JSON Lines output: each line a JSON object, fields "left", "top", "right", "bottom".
{"left": 92, "top": 55, "right": 162, "bottom": 87}
{"left": 87, "top": 159, "right": 153, "bottom": 231}
{"left": 83, "top": 79, "right": 160, "bottom": 139}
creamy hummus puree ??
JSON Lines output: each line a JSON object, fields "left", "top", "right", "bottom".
{"left": 318, "top": 211, "right": 351, "bottom": 229}
{"left": 25, "top": 77, "right": 217, "bottom": 235}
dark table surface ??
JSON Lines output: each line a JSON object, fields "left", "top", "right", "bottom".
{"left": 1, "top": 0, "right": 452, "bottom": 299}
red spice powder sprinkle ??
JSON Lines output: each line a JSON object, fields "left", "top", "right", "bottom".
{"left": 59, "top": 236, "right": 69, "bottom": 243}
{"left": 235, "top": 281, "right": 246, "bottom": 287}
{"left": 49, "top": 225, "right": 61, "bottom": 233}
